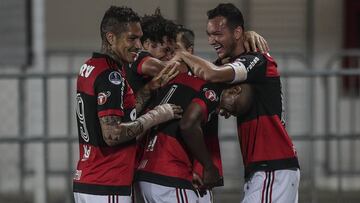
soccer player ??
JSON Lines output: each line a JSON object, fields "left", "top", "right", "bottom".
{"left": 135, "top": 63, "right": 224, "bottom": 203}
{"left": 171, "top": 3, "right": 300, "bottom": 203}
{"left": 123, "top": 9, "right": 178, "bottom": 94}
{"left": 175, "top": 25, "right": 195, "bottom": 54}
{"left": 125, "top": 8, "right": 269, "bottom": 95}
{"left": 175, "top": 25, "right": 222, "bottom": 203}
{"left": 73, "top": 6, "right": 182, "bottom": 203}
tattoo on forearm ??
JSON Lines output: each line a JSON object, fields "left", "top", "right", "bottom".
{"left": 99, "top": 116, "right": 144, "bottom": 146}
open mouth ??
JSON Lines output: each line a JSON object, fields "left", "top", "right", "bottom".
{"left": 213, "top": 44, "right": 223, "bottom": 53}
{"left": 129, "top": 51, "right": 138, "bottom": 58}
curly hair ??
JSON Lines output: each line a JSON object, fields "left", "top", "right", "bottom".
{"left": 141, "top": 8, "right": 178, "bottom": 44}
{"left": 100, "top": 6, "right": 141, "bottom": 42}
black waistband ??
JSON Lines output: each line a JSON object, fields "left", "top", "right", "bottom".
{"left": 245, "top": 157, "right": 300, "bottom": 181}
{"left": 73, "top": 182, "right": 131, "bottom": 195}
{"left": 135, "top": 170, "right": 195, "bottom": 190}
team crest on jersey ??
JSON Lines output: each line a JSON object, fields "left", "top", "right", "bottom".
{"left": 97, "top": 91, "right": 111, "bottom": 105}
{"left": 108, "top": 71, "right": 122, "bottom": 85}
{"left": 205, "top": 89, "right": 217, "bottom": 101}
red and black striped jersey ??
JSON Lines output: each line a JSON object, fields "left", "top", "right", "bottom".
{"left": 124, "top": 50, "right": 152, "bottom": 93}
{"left": 135, "top": 73, "right": 224, "bottom": 189}
{"left": 224, "top": 52, "right": 299, "bottom": 179}
{"left": 73, "top": 53, "right": 137, "bottom": 195}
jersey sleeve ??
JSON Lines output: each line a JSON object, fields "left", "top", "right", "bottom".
{"left": 132, "top": 51, "right": 152, "bottom": 76}
{"left": 225, "top": 53, "right": 267, "bottom": 83}
{"left": 191, "top": 83, "right": 223, "bottom": 122}
{"left": 94, "top": 69, "right": 126, "bottom": 118}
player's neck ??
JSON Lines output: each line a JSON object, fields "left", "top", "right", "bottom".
{"left": 231, "top": 43, "right": 245, "bottom": 58}
{"left": 101, "top": 44, "right": 124, "bottom": 65}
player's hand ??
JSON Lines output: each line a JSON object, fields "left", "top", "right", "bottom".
{"left": 219, "top": 108, "right": 231, "bottom": 119}
{"left": 192, "top": 172, "right": 204, "bottom": 190}
{"left": 243, "top": 31, "right": 269, "bottom": 53}
{"left": 153, "top": 103, "right": 183, "bottom": 120}
{"left": 202, "top": 165, "right": 222, "bottom": 189}
{"left": 148, "top": 65, "right": 179, "bottom": 90}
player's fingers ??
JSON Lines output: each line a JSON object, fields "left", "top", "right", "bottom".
{"left": 256, "top": 37, "right": 264, "bottom": 53}
{"left": 172, "top": 108, "right": 183, "bottom": 114}
{"left": 225, "top": 113, "right": 231, "bottom": 119}
{"left": 251, "top": 36, "right": 257, "bottom": 52}
{"left": 173, "top": 114, "right": 182, "bottom": 119}
{"left": 166, "top": 70, "right": 180, "bottom": 83}
{"left": 170, "top": 104, "right": 183, "bottom": 113}
{"left": 244, "top": 41, "right": 250, "bottom": 52}
{"left": 259, "top": 37, "right": 268, "bottom": 53}
{"left": 160, "top": 64, "right": 172, "bottom": 75}
{"left": 261, "top": 37, "right": 270, "bottom": 52}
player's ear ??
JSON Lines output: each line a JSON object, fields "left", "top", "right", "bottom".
{"left": 234, "top": 26, "right": 243, "bottom": 40}
{"left": 143, "top": 39, "right": 151, "bottom": 50}
{"left": 232, "top": 85, "right": 242, "bottom": 94}
{"left": 106, "top": 32, "right": 116, "bottom": 45}
{"left": 187, "top": 46, "right": 194, "bottom": 54}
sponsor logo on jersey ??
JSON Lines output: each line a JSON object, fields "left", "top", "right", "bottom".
{"left": 246, "top": 57, "right": 260, "bottom": 72}
{"left": 108, "top": 71, "right": 122, "bottom": 85}
{"left": 74, "top": 170, "right": 82, "bottom": 180}
{"left": 81, "top": 145, "right": 91, "bottom": 161}
{"left": 205, "top": 89, "right": 217, "bottom": 101}
{"left": 79, "top": 64, "right": 95, "bottom": 78}
{"left": 97, "top": 91, "right": 111, "bottom": 105}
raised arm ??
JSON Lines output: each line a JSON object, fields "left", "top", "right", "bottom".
{"left": 140, "top": 57, "right": 166, "bottom": 77}
{"left": 175, "top": 50, "right": 235, "bottom": 83}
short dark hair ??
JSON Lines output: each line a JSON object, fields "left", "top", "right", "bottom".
{"left": 100, "top": 6, "right": 141, "bottom": 42}
{"left": 141, "top": 8, "right": 178, "bottom": 44}
{"left": 177, "top": 25, "right": 195, "bottom": 49}
{"left": 207, "top": 3, "right": 244, "bottom": 30}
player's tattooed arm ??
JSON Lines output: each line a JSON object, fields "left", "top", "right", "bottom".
{"left": 100, "top": 104, "right": 183, "bottom": 146}
{"left": 100, "top": 116, "right": 144, "bottom": 146}
{"left": 136, "top": 65, "right": 179, "bottom": 112}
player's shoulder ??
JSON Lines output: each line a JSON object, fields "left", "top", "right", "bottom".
{"left": 79, "top": 52, "right": 122, "bottom": 80}
{"left": 132, "top": 50, "right": 152, "bottom": 63}
{"left": 137, "top": 50, "right": 152, "bottom": 58}
{"left": 238, "top": 52, "right": 276, "bottom": 64}
{"left": 169, "top": 73, "right": 206, "bottom": 91}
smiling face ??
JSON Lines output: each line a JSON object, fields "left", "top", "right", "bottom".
{"left": 207, "top": 16, "right": 242, "bottom": 59}
{"left": 111, "top": 22, "right": 143, "bottom": 63}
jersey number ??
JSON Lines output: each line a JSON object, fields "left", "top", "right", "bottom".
{"left": 76, "top": 93, "right": 90, "bottom": 142}
{"left": 160, "top": 85, "right": 178, "bottom": 104}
